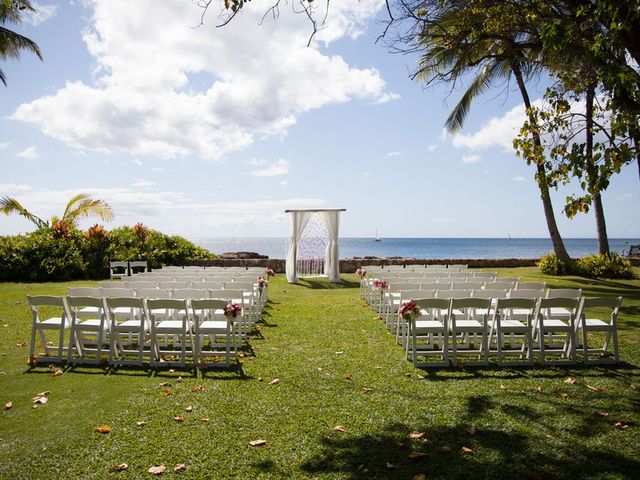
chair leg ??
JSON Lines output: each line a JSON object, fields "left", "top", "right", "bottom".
{"left": 57, "top": 325, "right": 66, "bottom": 363}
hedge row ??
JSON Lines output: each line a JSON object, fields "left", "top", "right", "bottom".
{"left": 0, "top": 224, "right": 214, "bottom": 282}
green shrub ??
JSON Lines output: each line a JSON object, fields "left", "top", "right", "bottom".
{"left": 0, "top": 224, "right": 215, "bottom": 282}
{"left": 575, "top": 253, "right": 634, "bottom": 279}
{"left": 538, "top": 252, "right": 569, "bottom": 276}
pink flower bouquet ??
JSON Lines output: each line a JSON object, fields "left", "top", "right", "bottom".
{"left": 399, "top": 300, "right": 421, "bottom": 320}
{"left": 224, "top": 303, "right": 243, "bottom": 320}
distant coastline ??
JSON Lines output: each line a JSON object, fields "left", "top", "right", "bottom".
{"left": 194, "top": 237, "right": 639, "bottom": 260}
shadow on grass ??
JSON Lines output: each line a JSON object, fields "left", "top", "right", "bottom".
{"left": 297, "top": 277, "right": 360, "bottom": 290}
{"left": 300, "top": 393, "right": 640, "bottom": 480}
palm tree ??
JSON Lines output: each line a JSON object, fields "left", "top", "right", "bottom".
{"left": 0, "top": 0, "right": 42, "bottom": 86}
{"left": 410, "top": 2, "right": 572, "bottom": 264}
{"left": 0, "top": 193, "right": 114, "bottom": 229}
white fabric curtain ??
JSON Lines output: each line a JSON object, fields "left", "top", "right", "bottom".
{"left": 318, "top": 210, "right": 341, "bottom": 283}
{"left": 285, "top": 211, "right": 313, "bottom": 283}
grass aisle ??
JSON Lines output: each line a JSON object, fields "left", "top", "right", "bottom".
{"left": 1, "top": 272, "right": 639, "bottom": 479}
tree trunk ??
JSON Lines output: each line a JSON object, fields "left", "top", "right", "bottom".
{"left": 584, "top": 83, "right": 610, "bottom": 255}
{"left": 511, "top": 61, "right": 572, "bottom": 264}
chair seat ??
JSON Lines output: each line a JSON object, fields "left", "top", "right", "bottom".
{"left": 454, "top": 320, "right": 483, "bottom": 330}
{"left": 39, "top": 317, "right": 67, "bottom": 327}
{"left": 540, "top": 319, "right": 571, "bottom": 330}
{"left": 156, "top": 320, "right": 190, "bottom": 330}
{"left": 198, "top": 320, "right": 228, "bottom": 331}
{"left": 581, "top": 318, "right": 612, "bottom": 329}
{"left": 76, "top": 318, "right": 108, "bottom": 330}
{"left": 79, "top": 306, "right": 100, "bottom": 315}
{"left": 114, "top": 319, "right": 145, "bottom": 330}
{"left": 112, "top": 306, "right": 134, "bottom": 315}
{"left": 414, "top": 320, "right": 445, "bottom": 330}
{"left": 546, "top": 307, "right": 572, "bottom": 317}
{"left": 499, "top": 320, "right": 528, "bottom": 330}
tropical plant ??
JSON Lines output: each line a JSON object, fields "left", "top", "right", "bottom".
{"left": 0, "top": 0, "right": 42, "bottom": 86}
{"left": 0, "top": 193, "right": 114, "bottom": 229}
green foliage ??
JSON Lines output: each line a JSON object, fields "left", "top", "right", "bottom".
{"left": 575, "top": 253, "right": 634, "bottom": 280}
{"left": 0, "top": 224, "right": 215, "bottom": 281}
{"left": 537, "top": 252, "right": 570, "bottom": 276}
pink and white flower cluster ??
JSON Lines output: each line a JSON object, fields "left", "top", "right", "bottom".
{"left": 373, "top": 279, "right": 388, "bottom": 290}
{"left": 399, "top": 300, "right": 421, "bottom": 320}
{"left": 356, "top": 268, "right": 366, "bottom": 278}
{"left": 224, "top": 303, "right": 243, "bottom": 319}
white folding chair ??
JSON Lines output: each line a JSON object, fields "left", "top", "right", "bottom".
{"left": 147, "top": 298, "right": 193, "bottom": 368}
{"left": 533, "top": 297, "right": 579, "bottom": 365}
{"left": 109, "top": 261, "right": 129, "bottom": 280}
{"left": 27, "top": 296, "right": 70, "bottom": 364}
{"left": 410, "top": 298, "right": 450, "bottom": 367}
{"left": 66, "top": 296, "right": 110, "bottom": 365}
{"left": 575, "top": 296, "right": 621, "bottom": 364}
{"left": 129, "top": 260, "right": 148, "bottom": 275}
{"left": 489, "top": 298, "right": 537, "bottom": 366}
{"left": 449, "top": 297, "right": 492, "bottom": 366}
{"left": 191, "top": 299, "right": 237, "bottom": 368}
{"left": 106, "top": 297, "right": 151, "bottom": 366}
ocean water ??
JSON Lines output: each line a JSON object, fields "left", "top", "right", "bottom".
{"left": 194, "top": 237, "right": 639, "bottom": 260}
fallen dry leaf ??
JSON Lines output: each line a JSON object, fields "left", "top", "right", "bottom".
{"left": 110, "top": 463, "right": 128, "bottom": 471}
{"left": 536, "top": 386, "right": 544, "bottom": 392}
{"left": 564, "top": 377, "right": 577, "bottom": 385}
{"left": 630, "top": 384, "right": 638, "bottom": 390}
{"left": 249, "top": 439, "right": 267, "bottom": 446}
{"left": 361, "top": 387, "right": 373, "bottom": 393}
{"left": 268, "top": 378, "right": 280, "bottom": 385}
{"left": 174, "top": 464, "right": 186, "bottom": 472}
{"left": 344, "top": 374, "right": 353, "bottom": 380}
{"left": 385, "top": 462, "right": 396, "bottom": 469}
{"left": 560, "top": 392, "right": 569, "bottom": 398}
{"left": 161, "top": 389, "right": 172, "bottom": 396}
{"left": 335, "top": 351, "right": 344, "bottom": 355}
{"left": 159, "top": 382, "right": 171, "bottom": 387}
{"left": 94, "top": 425, "right": 111, "bottom": 434}
{"left": 464, "top": 426, "right": 477, "bottom": 436}
{"left": 199, "top": 418, "right": 210, "bottom": 423}
{"left": 412, "top": 475, "right": 427, "bottom": 480}
{"left": 258, "top": 377, "right": 263, "bottom": 382}
{"left": 594, "top": 411, "right": 609, "bottom": 417}
{"left": 499, "top": 384, "right": 507, "bottom": 390}
{"left": 4, "top": 402, "right": 12, "bottom": 411}
{"left": 32, "top": 396, "right": 48, "bottom": 405}
{"left": 586, "top": 385, "right": 605, "bottom": 393}
{"left": 408, "top": 451, "right": 427, "bottom": 459}
{"left": 51, "top": 369, "right": 63, "bottom": 377}
{"left": 136, "top": 421, "right": 147, "bottom": 426}
{"left": 409, "top": 431, "right": 426, "bottom": 440}
{"left": 416, "top": 374, "right": 425, "bottom": 379}
{"left": 168, "top": 369, "right": 175, "bottom": 373}
{"left": 374, "top": 365, "right": 383, "bottom": 369}
{"left": 185, "top": 405, "right": 193, "bottom": 413}
{"left": 36, "top": 390, "right": 51, "bottom": 397}
{"left": 333, "top": 425, "right": 348, "bottom": 433}
{"left": 462, "top": 446, "right": 475, "bottom": 455}
{"left": 17, "top": 341, "right": 27, "bottom": 347}
{"left": 191, "top": 385, "right": 206, "bottom": 392}
{"left": 148, "top": 465, "right": 166, "bottom": 475}
{"left": 173, "top": 415, "right": 184, "bottom": 422}
{"left": 176, "top": 376, "right": 183, "bottom": 382}
{"left": 614, "top": 421, "right": 635, "bottom": 429}
{"left": 438, "top": 446, "right": 452, "bottom": 454}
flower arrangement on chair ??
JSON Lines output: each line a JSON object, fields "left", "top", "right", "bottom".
{"left": 257, "top": 276, "right": 268, "bottom": 292}
{"left": 224, "top": 303, "right": 243, "bottom": 322}
{"left": 356, "top": 267, "right": 367, "bottom": 278}
{"left": 373, "top": 279, "right": 388, "bottom": 290}
{"left": 265, "top": 268, "right": 275, "bottom": 277}
{"left": 399, "top": 300, "right": 421, "bottom": 321}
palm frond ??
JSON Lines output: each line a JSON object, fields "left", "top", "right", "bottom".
{"left": 0, "top": 26, "right": 42, "bottom": 61}
{"left": 445, "top": 61, "right": 510, "bottom": 133}
{"left": 62, "top": 194, "right": 114, "bottom": 225}
{"left": 0, "top": 196, "right": 47, "bottom": 228}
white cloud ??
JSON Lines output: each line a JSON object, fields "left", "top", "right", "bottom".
{"left": 12, "top": 0, "right": 394, "bottom": 161}
{"left": 279, "top": 180, "right": 288, "bottom": 186}
{"left": 387, "top": 151, "right": 402, "bottom": 157}
{"left": 426, "top": 144, "right": 438, "bottom": 152}
{"left": 362, "top": 171, "right": 371, "bottom": 176}
{"left": 16, "top": 146, "right": 39, "bottom": 159}
{"left": 132, "top": 159, "right": 143, "bottom": 166}
{"left": 451, "top": 103, "right": 528, "bottom": 152}
{"left": 248, "top": 158, "right": 267, "bottom": 166}
{"left": 0, "top": 142, "right": 10, "bottom": 149}
{"left": 132, "top": 180, "right": 155, "bottom": 188}
{"left": 0, "top": 183, "right": 32, "bottom": 192}
{"left": 150, "top": 167, "right": 165, "bottom": 172}
{"left": 462, "top": 154, "right": 480, "bottom": 164}
{"left": 512, "top": 176, "right": 526, "bottom": 182}
{"left": 24, "top": 3, "right": 57, "bottom": 26}
{"left": 250, "top": 159, "right": 289, "bottom": 177}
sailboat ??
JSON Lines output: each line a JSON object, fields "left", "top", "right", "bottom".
{"left": 375, "top": 229, "right": 381, "bottom": 242}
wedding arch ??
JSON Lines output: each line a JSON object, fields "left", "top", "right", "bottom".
{"left": 284, "top": 209, "right": 346, "bottom": 284}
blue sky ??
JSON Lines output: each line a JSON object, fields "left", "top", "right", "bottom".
{"left": 1, "top": 0, "right": 638, "bottom": 240}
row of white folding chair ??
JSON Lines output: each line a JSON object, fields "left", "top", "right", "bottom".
{"left": 28, "top": 295, "right": 240, "bottom": 368}
{"left": 406, "top": 295, "right": 621, "bottom": 367}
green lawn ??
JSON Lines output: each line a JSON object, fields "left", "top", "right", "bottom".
{"left": 1, "top": 268, "right": 639, "bottom": 479}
